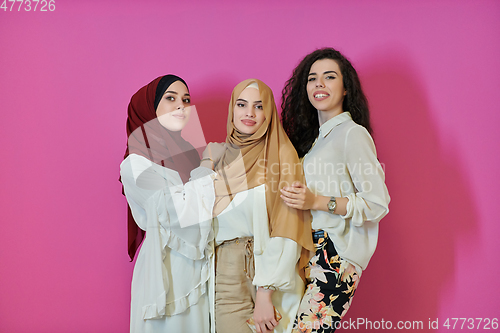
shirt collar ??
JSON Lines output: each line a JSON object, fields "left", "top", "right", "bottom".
{"left": 319, "top": 112, "right": 352, "bottom": 138}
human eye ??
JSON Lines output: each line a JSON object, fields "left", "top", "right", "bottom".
{"left": 165, "top": 95, "right": 175, "bottom": 101}
{"left": 308, "top": 76, "right": 316, "bottom": 82}
{"left": 183, "top": 98, "right": 191, "bottom": 104}
{"left": 326, "top": 75, "right": 336, "bottom": 80}
{"left": 255, "top": 104, "right": 263, "bottom": 110}
{"left": 236, "top": 102, "right": 246, "bottom": 108}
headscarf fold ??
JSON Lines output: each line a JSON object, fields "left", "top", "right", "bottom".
{"left": 214, "top": 79, "right": 314, "bottom": 277}
{"left": 122, "top": 75, "right": 200, "bottom": 260}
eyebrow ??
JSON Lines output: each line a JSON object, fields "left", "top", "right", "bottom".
{"left": 236, "top": 98, "right": 262, "bottom": 104}
{"left": 164, "top": 91, "right": 190, "bottom": 96}
{"left": 308, "top": 70, "right": 338, "bottom": 76}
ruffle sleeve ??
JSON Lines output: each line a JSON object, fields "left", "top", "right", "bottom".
{"left": 120, "top": 154, "right": 215, "bottom": 319}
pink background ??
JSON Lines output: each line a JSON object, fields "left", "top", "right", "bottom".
{"left": 1, "top": 1, "right": 499, "bottom": 332}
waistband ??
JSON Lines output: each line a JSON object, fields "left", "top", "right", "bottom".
{"left": 216, "top": 237, "right": 255, "bottom": 280}
{"left": 312, "top": 229, "right": 328, "bottom": 241}
{"left": 217, "top": 236, "right": 253, "bottom": 247}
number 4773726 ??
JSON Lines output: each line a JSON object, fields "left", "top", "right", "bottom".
{"left": 1, "top": 0, "right": 55, "bottom": 11}
{"left": 443, "top": 318, "right": 498, "bottom": 330}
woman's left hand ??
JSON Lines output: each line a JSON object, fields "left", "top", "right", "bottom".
{"left": 254, "top": 288, "right": 279, "bottom": 333}
{"left": 280, "top": 182, "right": 316, "bottom": 210}
{"left": 340, "top": 260, "right": 357, "bottom": 282}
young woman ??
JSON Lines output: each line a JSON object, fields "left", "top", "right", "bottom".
{"left": 212, "top": 79, "right": 314, "bottom": 333}
{"left": 280, "top": 48, "right": 390, "bottom": 332}
{"left": 120, "top": 75, "right": 223, "bottom": 332}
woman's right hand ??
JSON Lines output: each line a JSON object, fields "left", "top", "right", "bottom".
{"left": 202, "top": 142, "right": 226, "bottom": 165}
{"left": 280, "top": 181, "right": 317, "bottom": 210}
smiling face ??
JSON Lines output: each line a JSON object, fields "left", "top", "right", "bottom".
{"left": 233, "top": 87, "right": 266, "bottom": 135}
{"left": 155, "top": 80, "right": 191, "bottom": 132}
{"left": 306, "top": 58, "right": 347, "bottom": 121}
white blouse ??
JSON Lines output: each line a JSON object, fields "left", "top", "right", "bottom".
{"left": 213, "top": 184, "right": 304, "bottom": 333}
{"left": 120, "top": 154, "right": 215, "bottom": 331}
{"left": 214, "top": 184, "right": 301, "bottom": 290}
{"left": 303, "top": 112, "right": 390, "bottom": 272}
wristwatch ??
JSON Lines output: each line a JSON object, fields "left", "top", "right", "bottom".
{"left": 327, "top": 196, "right": 337, "bottom": 214}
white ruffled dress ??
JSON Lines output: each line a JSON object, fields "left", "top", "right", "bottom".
{"left": 120, "top": 154, "right": 215, "bottom": 333}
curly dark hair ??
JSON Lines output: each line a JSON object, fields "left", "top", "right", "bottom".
{"left": 281, "top": 48, "right": 371, "bottom": 157}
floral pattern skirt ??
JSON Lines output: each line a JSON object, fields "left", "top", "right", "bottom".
{"left": 293, "top": 230, "right": 360, "bottom": 333}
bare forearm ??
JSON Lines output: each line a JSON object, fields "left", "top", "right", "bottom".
{"left": 281, "top": 182, "right": 349, "bottom": 215}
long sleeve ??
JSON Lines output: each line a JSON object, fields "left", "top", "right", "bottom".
{"left": 342, "top": 126, "right": 390, "bottom": 226}
{"left": 156, "top": 163, "right": 215, "bottom": 260}
{"left": 121, "top": 154, "right": 215, "bottom": 259}
{"left": 120, "top": 154, "right": 215, "bottom": 320}
{"left": 250, "top": 185, "right": 301, "bottom": 291}
{"left": 303, "top": 112, "right": 390, "bottom": 271}
{"left": 253, "top": 237, "right": 301, "bottom": 291}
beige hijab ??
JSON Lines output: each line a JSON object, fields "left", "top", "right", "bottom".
{"left": 214, "top": 79, "right": 314, "bottom": 274}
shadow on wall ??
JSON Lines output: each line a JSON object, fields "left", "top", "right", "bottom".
{"left": 342, "top": 48, "right": 477, "bottom": 329}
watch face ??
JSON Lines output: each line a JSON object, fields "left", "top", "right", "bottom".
{"left": 328, "top": 198, "right": 336, "bottom": 211}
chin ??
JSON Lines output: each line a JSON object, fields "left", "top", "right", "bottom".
{"left": 238, "top": 126, "right": 256, "bottom": 135}
{"left": 159, "top": 120, "right": 188, "bottom": 132}
{"left": 170, "top": 123, "right": 188, "bottom": 131}
{"left": 311, "top": 101, "right": 328, "bottom": 109}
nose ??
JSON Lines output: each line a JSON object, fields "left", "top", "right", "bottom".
{"left": 315, "top": 78, "right": 324, "bottom": 87}
{"left": 245, "top": 108, "right": 256, "bottom": 118}
{"left": 176, "top": 102, "right": 185, "bottom": 110}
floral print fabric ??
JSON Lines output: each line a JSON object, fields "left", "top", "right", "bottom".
{"left": 293, "top": 230, "right": 359, "bottom": 333}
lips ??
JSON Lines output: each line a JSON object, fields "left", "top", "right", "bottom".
{"left": 241, "top": 119, "right": 257, "bottom": 126}
{"left": 314, "top": 90, "right": 330, "bottom": 101}
{"left": 171, "top": 113, "right": 186, "bottom": 119}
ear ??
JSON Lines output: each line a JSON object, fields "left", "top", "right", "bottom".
{"left": 343, "top": 90, "right": 347, "bottom": 96}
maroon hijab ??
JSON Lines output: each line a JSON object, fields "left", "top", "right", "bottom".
{"left": 123, "top": 75, "right": 200, "bottom": 260}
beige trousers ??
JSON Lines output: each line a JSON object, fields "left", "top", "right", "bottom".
{"left": 215, "top": 237, "right": 256, "bottom": 333}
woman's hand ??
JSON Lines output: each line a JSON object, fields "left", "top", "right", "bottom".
{"left": 253, "top": 288, "right": 279, "bottom": 333}
{"left": 201, "top": 142, "right": 226, "bottom": 168}
{"left": 280, "top": 182, "right": 316, "bottom": 210}
{"left": 340, "top": 260, "right": 358, "bottom": 283}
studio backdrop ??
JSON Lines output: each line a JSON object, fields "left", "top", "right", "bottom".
{"left": 1, "top": 1, "right": 499, "bottom": 332}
